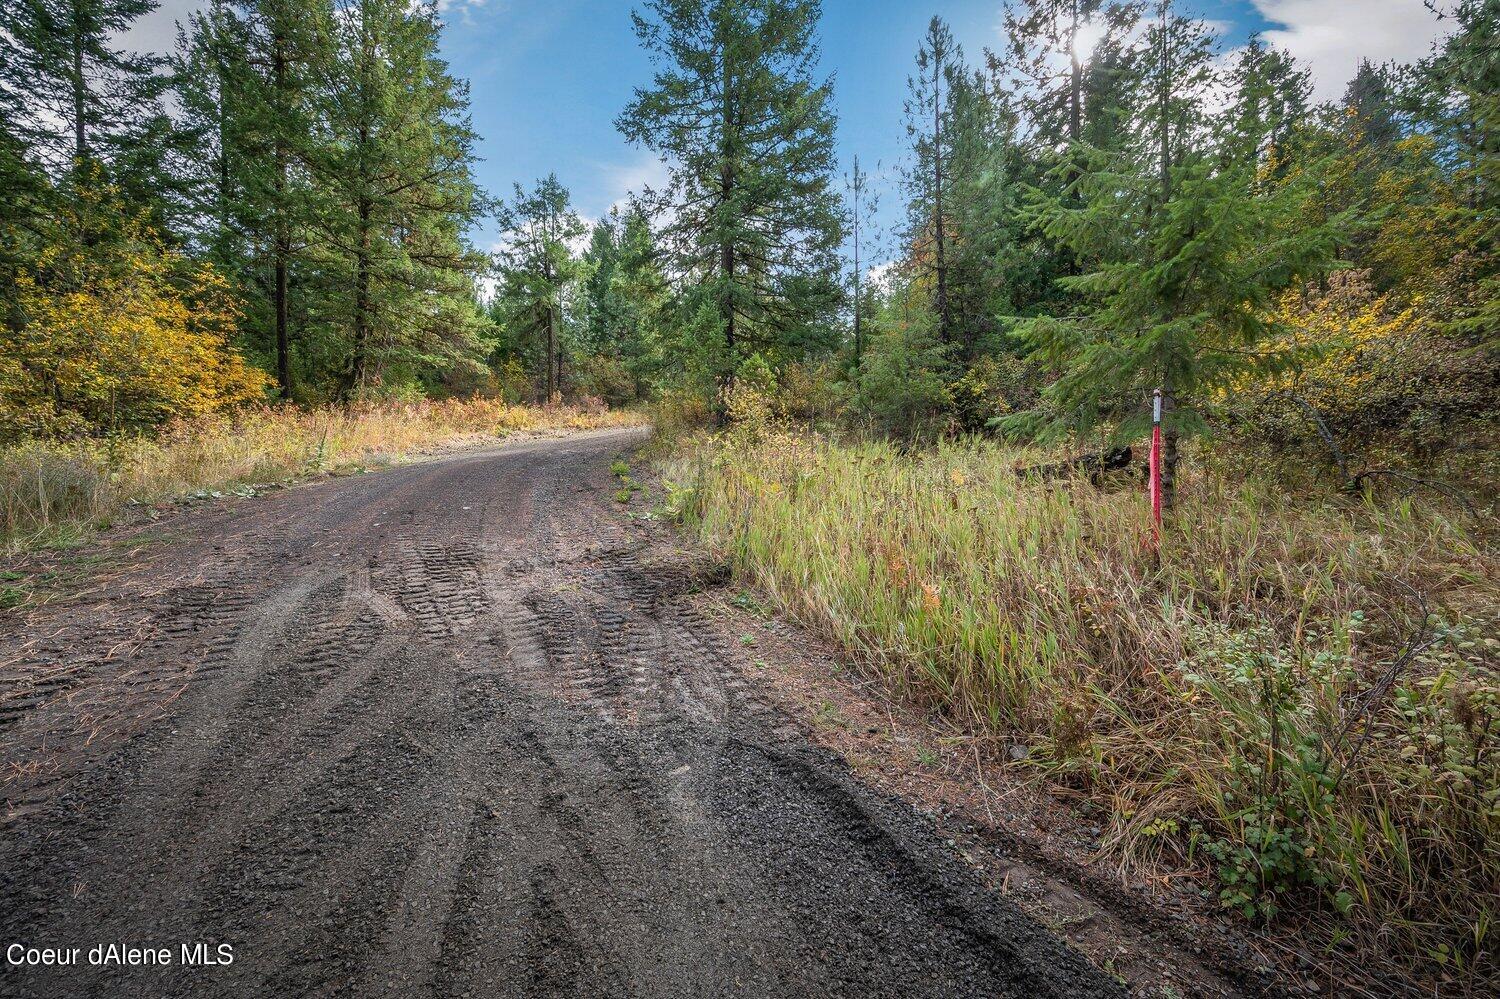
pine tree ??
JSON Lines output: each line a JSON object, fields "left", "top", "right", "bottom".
{"left": 577, "top": 208, "right": 670, "bottom": 400}
{"left": 1000, "top": 0, "right": 1104, "bottom": 145}
{"left": 903, "top": 17, "right": 961, "bottom": 348}
{"left": 616, "top": 0, "right": 843, "bottom": 399}
{"left": 0, "top": 69, "right": 52, "bottom": 334}
{"left": 1408, "top": 0, "right": 1498, "bottom": 345}
{"left": 613, "top": 208, "right": 671, "bottom": 395}
{"left": 177, "top": 0, "right": 323, "bottom": 396}
{"left": 1345, "top": 59, "right": 1401, "bottom": 150}
{"left": 0, "top": 0, "right": 179, "bottom": 218}
{"left": 1011, "top": 2, "right": 1346, "bottom": 506}
{"left": 1224, "top": 37, "right": 1311, "bottom": 176}
{"left": 303, "top": 0, "right": 489, "bottom": 398}
{"left": 844, "top": 156, "right": 878, "bottom": 372}
{"left": 493, "top": 175, "right": 586, "bottom": 402}
{"left": 942, "top": 68, "right": 1025, "bottom": 362}
{"left": 579, "top": 214, "right": 627, "bottom": 357}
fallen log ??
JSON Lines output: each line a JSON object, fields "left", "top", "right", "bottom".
{"left": 1014, "top": 447, "right": 1133, "bottom": 484}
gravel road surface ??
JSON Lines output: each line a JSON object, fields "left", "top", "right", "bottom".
{"left": 0, "top": 428, "right": 1121, "bottom": 998}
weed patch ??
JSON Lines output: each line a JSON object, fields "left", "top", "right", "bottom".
{"left": 663, "top": 427, "right": 1497, "bottom": 983}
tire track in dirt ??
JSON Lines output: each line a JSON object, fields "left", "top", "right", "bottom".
{"left": 0, "top": 428, "right": 1122, "bottom": 998}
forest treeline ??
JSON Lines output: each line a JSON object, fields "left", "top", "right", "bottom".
{"left": 1, "top": 0, "right": 489, "bottom": 436}
{"left": 1, "top": 0, "right": 1495, "bottom": 477}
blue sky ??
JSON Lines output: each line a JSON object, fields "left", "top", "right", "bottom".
{"left": 434, "top": 0, "right": 1275, "bottom": 250}
{"left": 127, "top": 0, "right": 1452, "bottom": 262}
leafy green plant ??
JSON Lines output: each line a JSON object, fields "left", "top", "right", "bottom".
{"left": 1178, "top": 623, "right": 1349, "bottom": 919}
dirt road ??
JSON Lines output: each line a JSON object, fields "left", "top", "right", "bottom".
{"left": 0, "top": 428, "right": 1119, "bottom": 998}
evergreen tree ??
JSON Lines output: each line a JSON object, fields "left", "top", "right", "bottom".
{"left": 303, "top": 0, "right": 489, "bottom": 399}
{"left": 983, "top": 1, "right": 1142, "bottom": 332}
{"left": 576, "top": 208, "right": 671, "bottom": 401}
{"left": 1000, "top": 0, "right": 1107, "bottom": 145}
{"left": 903, "top": 17, "right": 961, "bottom": 348}
{"left": 844, "top": 156, "right": 878, "bottom": 372}
{"left": 176, "top": 0, "right": 323, "bottom": 394}
{"left": 493, "top": 175, "right": 586, "bottom": 401}
{"left": 579, "top": 215, "right": 627, "bottom": 356}
{"left": 616, "top": 0, "right": 844, "bottom": 398}
{"left": 1408, "top": 0, "right": 1498, "bottom": 345}
{"left": 0, "top": 74, "right": 52, "bottom": 335}
{"left": 0, "top": 0, "right": 181, "bottom": 221}
{"left": 941, "top": 69, "right": 1025, "bottom": 362}
{"left": 1345, "top": 59, "right": 1402, "bottom": 150}
{"left": 1224, "top": 37, "right": 1311, "bottom": 176}
{"left": 1011, "top": 2, "right": 1346, "bottom": 505}
{"left": 613, "top": 208, "right": 672, "bottom": 395}
{"left": 854, "top": 280, "right": 951, "bottom": 436}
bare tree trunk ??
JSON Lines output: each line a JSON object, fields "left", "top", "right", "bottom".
{"left": 716, "top": 39, "right": 737, "bottom": 423}
{"left": 275, "top": 244, "right": 290, "bottom": 396}
{"left": 272, "top": 33, "right": 292, "bottom": 398}
{"left": 932, "top": 52, "right": 950, "bottom": 346}
{"left": 1156, "top": 6, "right": 1178, "bottom": 508}
{"left": 1158, "top": 4, "right": 1172, "bottom": 203}
{"left": 1068, "top": 0, "right": 1082, "bottom": 144}
{"left": 547, "top": 305, "right": 558, "bottom": 402}
{"left": 351, "top": 200, "right": 371, "bottom": 397}
{"left": 542, "top": 256, "right": 557, "bottom": 402}
{"left": 851, "top": 158, "right": 863, "bottom": 371}
{"left": 70, "top": 1, "right": 87, "bottom": 161}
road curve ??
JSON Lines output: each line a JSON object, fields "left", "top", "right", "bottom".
{"left": 0, "top": 428, "right": 1120, "bottom": 998}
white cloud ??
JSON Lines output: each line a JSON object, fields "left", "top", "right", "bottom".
{"left": 866, "top": 260, "right": 899, "bottom": 295}
{"left": 117, "top": 0, "right": 204, "bottom": 55}
{"left": 594, "top": 152, "right": 671, "bottom": 214}
{"left": 565, "top": 218, "right": 597, "bottom": 255}
{"left": 435, "top": 0, "right": 495, "bottom": 26}
{"left": 1252, "top": 0, "right": 1448, "bottom": 102}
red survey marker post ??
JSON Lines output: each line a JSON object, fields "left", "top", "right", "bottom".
{"left": 1148, "top": 388, "right": 1163, "bottom": 541}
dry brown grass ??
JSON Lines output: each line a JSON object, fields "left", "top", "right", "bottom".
{"left": 663, "top": 425, "right": 1498, "bottom": 988}
{"left": 0, "top": 398, "right": 644, "bottom": 551}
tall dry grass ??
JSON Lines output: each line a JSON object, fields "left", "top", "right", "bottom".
{"left": 663, "top": 424, "right": 1497, "bottom": 983}
{"left": 0, "top": 399, "right": 643, "bottom": 550}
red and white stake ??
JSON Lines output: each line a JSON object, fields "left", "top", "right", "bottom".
{"left": 1148, "top": 388, "right": 1164, "bottom": 541}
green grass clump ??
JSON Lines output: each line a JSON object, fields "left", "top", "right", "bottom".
{"left": 663, "top": 426, "right": 1497, "bottom": 984}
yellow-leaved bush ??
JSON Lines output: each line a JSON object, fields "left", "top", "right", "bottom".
{"left": 0, "top": 189, "right": 268, "bottom": 442}
{"left": 1238, "top": 269, "right": 1496, "bottom": 456}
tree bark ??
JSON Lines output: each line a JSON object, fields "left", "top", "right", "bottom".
{"left": 544, "top": 259, "right": 558, "bottom": 403}
{"left": 718, "top": 38, "right": 737, "bottom": 403}
{"left": 852, "top": 160, "right": 863, "bottom": 371}
{"left": 275, "top": 245, "right": 290, "bottom": 396}
{"left": 351, "top": 200, "right": 371, "bottom": 397}
{"left": 1068, "top": 0, "right": 1082, "bottom": 144}
{"left": 70, "top": 1, "right": 87, "bottom": 161}
{"left": 1157, "top": 5, "right": 1172, "bottom": 203}
{"left": 273, "top": 31, "right": 292, "bottom": 398}
{"left": 931, "top": 49, "right": 950, "bottom": 346}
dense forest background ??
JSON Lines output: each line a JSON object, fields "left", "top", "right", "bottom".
{"left": 2, "top": 0, "right": 1493, "bottom": 486}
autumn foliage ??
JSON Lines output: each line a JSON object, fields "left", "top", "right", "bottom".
{"left": 0, "top": 184, "right": 268, "bottom": 441}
